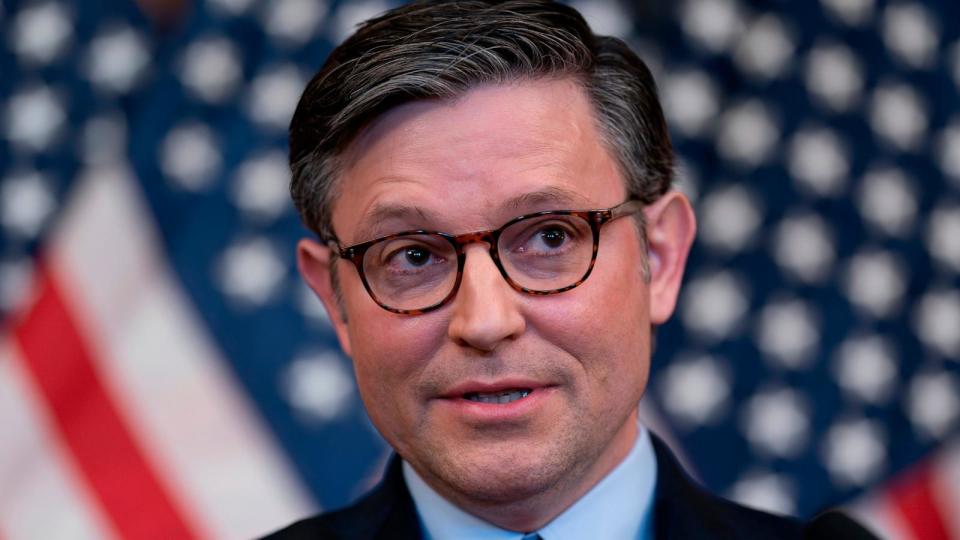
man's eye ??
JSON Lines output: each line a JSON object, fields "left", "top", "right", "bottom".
{"left": 382, "top": 243, "right": 443, "bottom": 270}
{"left": 514, "top": 223, "right": 578, "bottom": 255}
{"left": 402, "top": 247, "right": 432, "bottom": 266}
{"left": 538, "top": 227, "right": 567, "bottom": 249}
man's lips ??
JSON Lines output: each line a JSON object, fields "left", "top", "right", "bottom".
{"left": 432, "top": 379, "right": 559, "bottom": 422}
{"left": 438, "top": 379, "right": 552, "bottom": 400}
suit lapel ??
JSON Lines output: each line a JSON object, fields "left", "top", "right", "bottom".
{"left": 649, "top": 434, "right": 803, "bottom": 540}
{"left": 368, "top": 456, "right": 423, "bottom": 540}
{"left": 650, "top": 434, "right": 746, "bottom": 540}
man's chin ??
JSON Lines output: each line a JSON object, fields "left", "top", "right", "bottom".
{"left": 419, "top": 443, "right": 572, "bottom": 505}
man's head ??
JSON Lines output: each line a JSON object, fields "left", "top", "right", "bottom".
{"left": 292, "top": 0, "right": 696, "bottom": 530}
{"left": 290, "top": 0, "right": 675, "bottom": 246}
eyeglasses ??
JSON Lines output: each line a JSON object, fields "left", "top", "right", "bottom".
{"left": 332, "top": 198, "right": 645, "bottom": 314}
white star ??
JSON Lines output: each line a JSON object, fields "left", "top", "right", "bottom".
{"left": 331, "top": 0, "right": 391, "bottom": 44}
{"left": 728, "top": 470, "right": 796, "bottom": 516}
{"left": 856, "top": 166, "right": 917, "bottom": 237}
{"left": 733, "top": 14, "right": 795, "bottom": 80}
{"left": 869, "top": 82, "right": 928, "bottom": 151}
{"left": 658, "top": 354, "right": 731, "bottom": 428}
{"left": 217, "top": 237, "right": 287, "bottom": 306}
{"left": 231, "top": 151, "right": 293, "bottom": 221}
{"left": 675, "top": 158, "right": 701, "bottom": 203}
{"left": 180, "top": 36, "right": 242, "bottom": 104}
{"left": 0, "top": 170, "right": 56, "bottom": 239}
{"left": 833, "top": 334, "right": 897, "bottom": 404}
{"left": 804, "top": 41, "right": 865, "bottom": 112}
{"left": 716, "top": 100, "right": 779, "bottom": 168}
{"left": 85, "top": 25, "right": 151, "bottom": 94}
{"left": 936, "top": 118, "right": 960, "bottom": 186}
{"left": 680, "top": 270, "right": 750, "bottom": 341}
{"left": 912, "top": 289, "right": 960, "bottom": 358}
{"left": 925, "top": 204, "right": 960, "bottom": 273}
{"left": 788, "top": 126, "right": 849, "bottom": 196}
{"left": 570, "top": 0, "right": 632, "bottom": 38}
{"left": 245, "top": 64, "right": 307, "bottom": 131}
{"left": 4, "top": 85, "right": 66, "bottom": 152}
{"left": 662, "top": 69, "right": 720, "bottom": 138}
{"left": 0, "top": 257, "right": 34, "bottom": 313}
{"left": 11, "top": 2, "right": 72, "bottom": 65}
{"left": 283, "top": 351, "right": 354, "bottom": 422}
{"left": 680, "top": 0, "right": 745, "bottom": 53}
{"left": 160, "top": 121, "right": 222, "bottom": 191}
{"left": 843, "top": 250, "right": 908, "bottom": 319}
{"left": 771, "top": 213, "right": 835, "bottom": 284}
{"left": 263, "top": 0, "right": 329, "bottom": 46}
{"left": 907, "top": 371, "right": 959, "bottom": 440}
{"left": 698, "top": 184, "right": 762, "bottom": 253}
{"left": 755, "top": 297, "right": 819, "bottom": 370}
{"left": 819, "top": 0, "right": 874, "bottom": 26}
{"left": 821, "top": 418, "right": 886, "bottom": 487}
{"left": 882, "top": 3, "right": 939, "bottom": 69}
{"left": 742, "top": 387, "right": 810, "bottom": 458}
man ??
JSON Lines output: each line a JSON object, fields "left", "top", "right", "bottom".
{"left": 267, "top": 1, "right": 876, "bottom": 538}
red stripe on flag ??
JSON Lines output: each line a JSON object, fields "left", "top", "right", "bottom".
{"left": 12, "top": 265, "right": 199, "bottom": 540}
{"left": 888, "top": 460, "right": 951, "bottom": 540}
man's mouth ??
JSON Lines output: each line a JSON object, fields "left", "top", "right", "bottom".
{"left": 463, "top": 388, "right": 532, "bottom": 404}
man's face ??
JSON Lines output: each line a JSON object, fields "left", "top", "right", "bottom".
{"left": 299, "top": 78, "right": 692, "bottom": 514}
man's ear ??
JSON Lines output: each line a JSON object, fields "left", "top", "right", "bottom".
{"left": 644, "top": 190, "right": 697, "bottom": 325}
{"left": 297, "top": 238, "right": 353, "bottom": 357}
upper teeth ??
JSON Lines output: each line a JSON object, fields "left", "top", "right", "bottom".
{"left": 465, "top": 389, "right": 531, "bottom": 404}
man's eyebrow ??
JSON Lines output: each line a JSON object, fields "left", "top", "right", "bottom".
{"left": 503, "top": 186, "right": 593, "bottom": 212}
{"left": 348, "top": 187, "right": 592, "bottom": 244}
{"left": 351, "top": 203, "right": 434, "bottom": 244}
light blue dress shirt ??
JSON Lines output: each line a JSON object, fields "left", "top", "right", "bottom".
{"left": 403, "top": 426, "right": 657, "bottom": 540}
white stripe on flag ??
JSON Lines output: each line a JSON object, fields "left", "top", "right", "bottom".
{"left": 48, "top": 166, "right": 314, "bottom": 539}
{"left": 0, "top": 342, "right": 117, "bottom": 540}
{"left": 931, "top": 438, "right": 960, "bottom": 539}
{"left": 848, "top": 493, "right": 914, "bottom": 540}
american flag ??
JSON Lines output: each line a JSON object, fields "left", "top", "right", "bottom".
{"left": 0, "top": 0, "right": 957, "bottom": 538}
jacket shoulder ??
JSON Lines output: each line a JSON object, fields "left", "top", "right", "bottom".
{"left": 260, "top": 457, "right": 421, "bottom": 540}
{"left": 650, "top": 434, "right": 803, "bottom": 538}
{"left": 648, "top": 433, "right": 877, "bottom": 539}
{"left": 260, "top": 513, "right": 337, "bottom": 540}
{"left": 258, "top": 489, "right": 384, "bottom": 540}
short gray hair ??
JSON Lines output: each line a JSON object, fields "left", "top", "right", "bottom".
{"left": 289, "top": 0, "right": 674, "bottom": 246}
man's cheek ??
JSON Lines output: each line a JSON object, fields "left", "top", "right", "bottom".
{"left": 534, "top": 293, "right": 614, "bottom": 346}
{"left": 350, "top": 323, "right": 440, "bottom": 394}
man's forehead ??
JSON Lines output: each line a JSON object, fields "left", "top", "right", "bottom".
{"left": 341, "top": 80, "right": 594, "bottom": 162}
{"left": 328, "top": 79, "right": 626, "bottom": 243}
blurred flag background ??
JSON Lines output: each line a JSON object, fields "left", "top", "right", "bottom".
{"left": 1, "top": 0, "right": 958, "bottom": 538}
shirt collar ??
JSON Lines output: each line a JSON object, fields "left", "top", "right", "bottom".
{"left": 403, "top": 426, "right": 657, "bottom": 540}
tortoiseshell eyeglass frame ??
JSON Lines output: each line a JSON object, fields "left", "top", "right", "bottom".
{"left": 329, "top": 198, "right": 645, "bottom": 315}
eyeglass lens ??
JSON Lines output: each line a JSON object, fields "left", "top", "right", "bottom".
{"left": 361, "top": 214, "right": 595, "bottom": 311}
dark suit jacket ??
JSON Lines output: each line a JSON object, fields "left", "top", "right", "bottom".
{"left": 263, "top": 435, "right": 876, "bottom": 539}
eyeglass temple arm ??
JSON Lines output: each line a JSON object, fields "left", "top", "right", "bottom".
{"left": 320, "top": 236, "right": 349, "bottom": 259}
{"left": 609, "top": 197, "right": 646, "bottom": 219}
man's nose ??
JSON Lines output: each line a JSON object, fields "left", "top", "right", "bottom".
{"left": 447, "top": 244, "right": 526, "bottom": 352}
